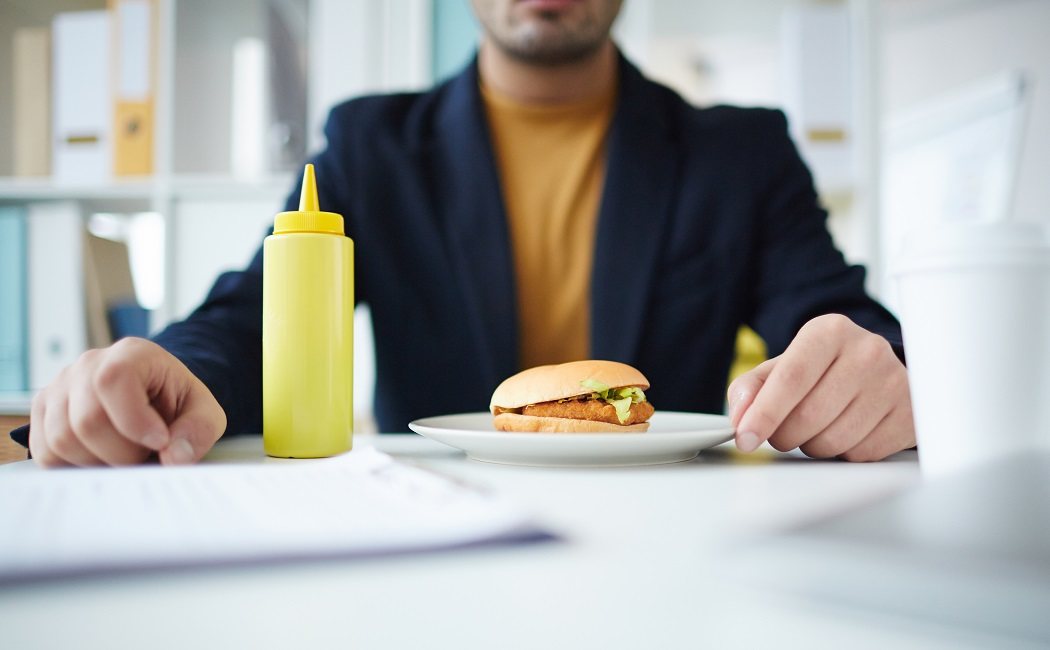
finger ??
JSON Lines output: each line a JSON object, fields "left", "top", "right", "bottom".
{"left": 798, "top": 364, "right": 908, "bottom": 458}
{"left": 767, "top": 355, "right": 864, "bottom": 452}
{"left": 727, "top": 357, "right": 776, "bottom": 428}
{"left": 43, "top": 390, "right": 101, "bottom": 467}
{"left": 92, "top": 340, "right": 171, "bottom": 450}
{"left": 68, "top": 377, "right": 152, "bottom": 466}
{"left": 795, "top": 397, "right": 881, "bottom": 459}
{"left": 159, "top": 381, "right": 227, "bottom": 466}
{"left": 796, "top": 345, "right": 910, "bottom": 458}
{"left": 29, "top": 389, "right": 67, "bottom": 468}
{"left": 838, "top": 403, "right": 917, "bottom": 463}
{"left": 728, "top": 358, "right": 776, "bottom": 452}
{"left": 736, "top": 323, "right": 842, "bottom": 451}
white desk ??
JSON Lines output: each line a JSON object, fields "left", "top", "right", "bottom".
{"left": 0, "top": 435, "right": 1032, "bottom": 649}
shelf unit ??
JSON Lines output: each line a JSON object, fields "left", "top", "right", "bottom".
{"left": 0, "top": 0, "right": 309, "bottom": 415}
{"left": 0, "top": 0, "right": 437, "bottom": 319}
{"left": 0, "top": 0, "right": 436, "bottom": 418}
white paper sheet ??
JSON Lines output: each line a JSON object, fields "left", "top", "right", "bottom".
{"left": 0, "top": 447, "right": 544, "bottom": 581}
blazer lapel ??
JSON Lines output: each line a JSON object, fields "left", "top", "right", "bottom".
{"left": 429, "top": 60, "right": 519, "bottom": 386}
{"left": 591, "top": 57, "right": 680, "bottom": 365}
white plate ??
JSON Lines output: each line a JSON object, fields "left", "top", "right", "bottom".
{"left": 408, "top": 411, "right": 735, "bottom": 468}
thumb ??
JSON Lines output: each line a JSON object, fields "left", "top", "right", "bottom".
{"left": 158, "top": 382, "right": 227, "bottom": 466}
{"left": 727, "top": 357, "right": 777, "bottom": 430}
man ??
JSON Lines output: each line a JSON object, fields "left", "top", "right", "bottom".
{"left": 25, "top": 0, "right": 915, "bottom": 467}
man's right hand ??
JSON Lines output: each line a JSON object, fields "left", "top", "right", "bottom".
{"left": 29, "top": 337, "right": 227, "bottom": 468}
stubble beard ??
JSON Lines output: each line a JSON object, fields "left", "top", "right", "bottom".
{"left": 491, "top": 10, "right": 610, "bottom": 66}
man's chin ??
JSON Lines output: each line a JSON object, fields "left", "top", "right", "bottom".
{"left": 503, "top": 41, "right": 604, "bottom": 66}
{"left": 499, "top": 25, "right": 607, "bottom": 66}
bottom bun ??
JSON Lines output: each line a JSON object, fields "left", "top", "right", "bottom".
{"left": 493, "top": 412, "right": 650, "bottom": 433}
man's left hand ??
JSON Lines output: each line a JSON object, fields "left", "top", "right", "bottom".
{"left": 727, "top": 314, "right": 916, "bottom": 462}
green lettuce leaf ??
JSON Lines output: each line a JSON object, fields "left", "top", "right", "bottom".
{"left": 610, "top": 396, "right": 633, "bottom": 424}
{"left": 580, "top": 378, "right": 610, "bottom": 395}
{"left": 615, "top": 386, "right": 646, "bottom": 403}
{"left": 578, "top": 379, "right": 647, "bottom": 423}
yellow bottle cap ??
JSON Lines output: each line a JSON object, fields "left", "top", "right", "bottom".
{"left": 274, "top": 164, "right": 345, "bottom": 235}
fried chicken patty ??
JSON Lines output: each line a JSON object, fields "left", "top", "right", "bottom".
{"left": 497, "top": 398, "right": 655, "bottom": 426}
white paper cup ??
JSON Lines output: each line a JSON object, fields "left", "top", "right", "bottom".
{"left": 893, "top": 222, "right": 1050, "bottom": 479}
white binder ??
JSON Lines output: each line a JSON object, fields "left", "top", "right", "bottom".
{"left": 51, "top": 10, "right": 112, "bottom": 184}
{"left": 27, "top": 202, "right": 87, "bottom": 390}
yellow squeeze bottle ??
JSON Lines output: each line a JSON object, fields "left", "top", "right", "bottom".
{"left": 263, "top": 164, "right": 354, "bottom": 457}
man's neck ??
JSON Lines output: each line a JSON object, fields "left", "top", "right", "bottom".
{"left": 477, "top": 40, "right": 617, "bottom": 105}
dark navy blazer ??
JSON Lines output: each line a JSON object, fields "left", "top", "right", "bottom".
{"left": 151, "top": 55, "right": 902, "bottom": 435}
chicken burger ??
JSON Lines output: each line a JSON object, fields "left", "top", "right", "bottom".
{"left": 490, "top": 360, "right": 655, "bottom": 433}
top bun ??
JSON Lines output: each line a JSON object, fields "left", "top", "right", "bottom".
{"left": 490, "top": 360, "right": 650, "bottom": 412}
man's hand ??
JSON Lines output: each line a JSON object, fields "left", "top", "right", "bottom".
{"left": 29, "top": 338, "right": 227, "bottom": 468}
{"left": 727, "top": 314, "right": 915, "bottom": 462}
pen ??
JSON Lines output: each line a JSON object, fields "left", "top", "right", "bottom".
{"left": 9, "top": 423, "right": 29, "bottom": 449}
{"left": 6, "top": 425, "right": 172, "bottom": 463}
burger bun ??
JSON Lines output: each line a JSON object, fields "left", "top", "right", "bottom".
{"left": 490, "top": 359, "right": 650, "bottom": 412}
{"left": 493, "top": 412, "right": 650, "bottom": 433}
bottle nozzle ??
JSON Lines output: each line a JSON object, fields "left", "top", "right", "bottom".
{"left": 273, "top": 163, "right": 343, "bottom": 234}
{"left": 299, "top": 164, "right": 319, "bottom": 212}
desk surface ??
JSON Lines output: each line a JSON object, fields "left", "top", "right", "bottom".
{"left": 0, "top": 434, "right": 1033, "bottom": 649}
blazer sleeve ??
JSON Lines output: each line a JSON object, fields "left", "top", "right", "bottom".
{"left": 150, "top": 252, "right": 265, "bottom": 437}
{"left": 747, "top": 110, "right": 904, "bottom": 360}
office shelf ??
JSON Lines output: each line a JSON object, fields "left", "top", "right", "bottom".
{"left": 0, "top": 174, "right": 293, "bottom": 203}
{"left": 0, "top": 177, "right": 155, "bottom": 202}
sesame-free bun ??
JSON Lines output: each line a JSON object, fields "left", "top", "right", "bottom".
{"left": 489, "top": 360, "right": 650, "bottom": 411}
{"left": 493, "top": 412, "right": 650, "bottom": 433}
